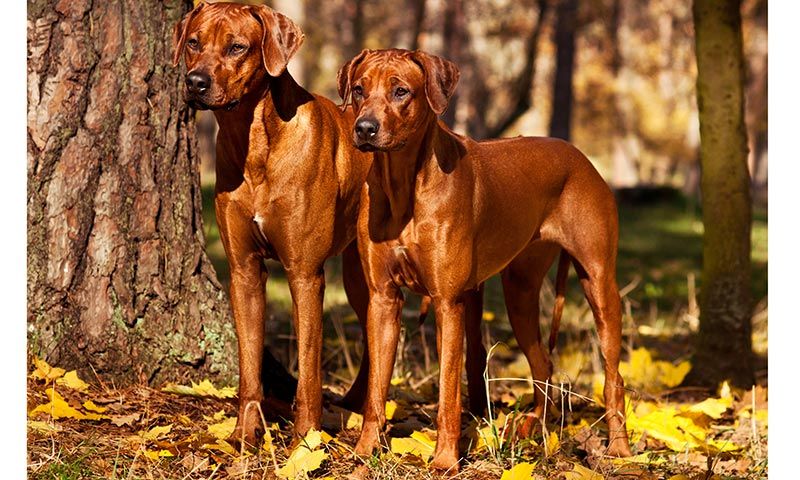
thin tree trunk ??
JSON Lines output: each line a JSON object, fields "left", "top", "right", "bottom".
{"left": 609, "top": 0, "right": 640, "bottom": 187}
{"left": 685, "top": 0, "right": 754, "bottom": 388}
{"left": 409, "top": 0, "right": 427, "bottom": 51}
{"left": 441, "top": 0, "right": 464, "bottom": 128}
{"left": 480, "top": 0, "right": 550, "bottom": 139}
{"left": 27, "top": 0, "right": 237, "bottom": 385}
{"left": 548, "top": 0, "right": 578, "bottom": 140}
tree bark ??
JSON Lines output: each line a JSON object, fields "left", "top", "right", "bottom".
{"left": 685, "top": 0, "right": 754, "bottom": 388}
{"left": 27, "top": 0, "right": 238, "bottom": 385}
{"left": 548, "top": 0, "right": 578, "bottom": 141}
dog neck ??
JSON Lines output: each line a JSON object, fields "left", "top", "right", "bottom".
{"left": 212, "top": 71, "right": 314, "bottom": 183}
{"left": 370, "top": 119, "right": 461, "bottom": 234}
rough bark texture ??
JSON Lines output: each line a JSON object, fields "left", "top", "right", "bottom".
{"left": 27, "top": 0, "right": 238, "bottom": 385}
{"left": 685, "top": 0, "right": 754, "bottom": 388}
{"left": 548, "top": 0, "right": 578, "bottom": 141}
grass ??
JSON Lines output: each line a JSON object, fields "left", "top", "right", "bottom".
{"left": 27, "top": 183, "right": 767, "bottom": 479}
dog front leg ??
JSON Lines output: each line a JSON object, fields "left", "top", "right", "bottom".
{"left": 354, "top": 289, "right": 403, "bottom": 457}
{"left": 431, "top": 297, "right": 465, "bottom": 472}
{"left": 227, "top": 256, "right": 268, "bottom": 449}
{"left": 287, "top": 270, "right": 326, "bottom": 436}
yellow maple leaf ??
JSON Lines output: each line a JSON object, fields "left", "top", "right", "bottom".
{"left": 191, "top": 379, "right": 237, "bottom": 398}
{"left": 82, "top": 400, "right": 107, "bottom": 413}
{"left": 686, "top": 396, "right": 732, "bottom": 419}
{"left": 56, "top": 371, "right": 89, "bottom": 392}
{"left": 626, "top": 406, "right": 705, "bottom": 451}
{"left": 28, "top": 420, "right": 61, "bottom": 433}
{"left": 545, "top": 430, "right": 560, "bottom": 456}
{"left": 141, "top": 424, "right": 173, "bottom": 441}
{"left": 143, "top": 449, "right": 174, "bottom": 461}
{"left": 29, "top": 388, "right": 99, "bottom": 420}
{"left": 390, "top": 431, "right": 436, "bottom": 460}
{"left": 500, "top": 462, "right": 536, "bottom": 480}
{"left": 30, "top": 358, "right": 66, "bottom": 383}
{"left": 207, "top": 417, "right": 236, "bottom": 440}
{"left": 162, "top": 379, "right": 236, "bottom": 398}
{"left": 483, "top": 311, "right": 496, "bottom": 321}
{"left": 277, "top": 429, "right": 330, "bottom": 479}
{"left": 385, "top": 400, "right": 409, "bottom": 421}
{"left": 619, "top": 348, "right": 690, "bottom": 393}
{"left": 561, "top": 462, "right": 603, "bottom": 480}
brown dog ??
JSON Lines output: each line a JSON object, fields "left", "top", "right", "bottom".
{"left": 172, "top": 2, "right": 374, "bottom": 447}
{"left": 338, "top": 49, "right": 632, "bottom": 471}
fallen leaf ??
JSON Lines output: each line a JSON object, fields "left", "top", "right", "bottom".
{"left": 141, "top": 424, "right": 173, "bottom": 441}
{"left": 500, "top": 461, "right": 536, "bottom": 480}
{"left": 545, "top": 431, "right": 560, "bottom": 456}
{"left": 385, "top": 400, "right": 408, "bottom": 421}
{"left": 686, "top": 396, "right": 732, "bottom": 419}
{"left": 110, "top": 413, "right": 141, "bottom": 427}
{"left": 57, "top": 371, "right": 89, "bottom": 392}
{"left": 390, "top": 430, "right": 436, "bottom": 460}
{"left": 619, "top": 348, "right": 690, "bottom": 393}
{"left": 191, "top": 379, "right": 237, "bottom": 398}
{"left": 162, "top": 379, "right": 236, "bottom": 399}
{"left": 561, "top": 462, "right": 603, "bottom": 480}
{"left": 207, "top": 417, "right": 236, "bottom": 440}
{"left": 82, "top": 400, "right": 107, "bottom": 413}
{"left": 143, "top": 449, "right": 174, "bottom": 461}
{"left": 30, "top": 358, "right": 66, "bottom": 383}
{"left": 27, "top": 420, "right": 61, "bottom": 433}
{"left": 29, "top": 388, "right": 103, "bottom": 420}
{"left": 277, "top": 429, "right": 330, "bottom": 479}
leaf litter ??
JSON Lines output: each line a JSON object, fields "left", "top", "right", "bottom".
{"left": 27, "top": 350, "right": 767, "bottom": 479}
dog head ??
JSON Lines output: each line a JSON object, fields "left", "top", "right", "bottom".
{"left": 172, "top": 2, "right": 304, "bottom": 111}
{"left": 337, "top": 49, "right": 459, "bottom": 152}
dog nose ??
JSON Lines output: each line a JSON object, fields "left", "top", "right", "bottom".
{"left": 355, "top": 118, "right": 379, "bottom": 141}
{"left": 186, "top": 71, "right": 211, "bottom": 95}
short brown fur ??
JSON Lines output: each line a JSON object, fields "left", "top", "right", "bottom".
{"left": 173, "top": 2, "right": 373, "bottom": 447}
{"left": 339, "top": 49, "right": 633, "bottom": 472}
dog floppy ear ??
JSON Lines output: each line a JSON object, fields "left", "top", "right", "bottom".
{"left": 172, "top": 2, "right": 205, "bottom": 67}
{"left": 337, "top": 50, "right": 369, "bottom": 111}
{"left": 410, "top": 51, "right": 460, "bottom": 116}
{"left": 251, "top": 5, "right": 305, "bottom": 77}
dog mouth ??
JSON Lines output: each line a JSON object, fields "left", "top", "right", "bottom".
{"left": 355, "top": 139, "right": 406, "bottom": 153}
{"left": 188, "top": 98, "right": 240, "bottom": 112}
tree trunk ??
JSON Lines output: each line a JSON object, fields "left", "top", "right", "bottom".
{"left": 548, "top": 0, "right": 578, "bottom": 141}
{"left": 685, "top": 0, "right": 754, "bottom": 388}
{"left": 441, "top": 0, "right": 464, "bottom": 128}
{"left": 27, "top": 0, "right": 238, "bottom": 385}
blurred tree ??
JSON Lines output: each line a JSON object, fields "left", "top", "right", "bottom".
{"left": 27, "top": 0, "right": 237, "bottom": 385}
{"left": 685, "top": 0, "right": 754, "bottom": 388}
{"left": 467, "top": 0, "right": 551, "bottom": 139}
{"left": 549, "top": 0, "right": 578, "bottom": 140}
{"left": 441, "top": 0, "right": 465, "bottom": 128}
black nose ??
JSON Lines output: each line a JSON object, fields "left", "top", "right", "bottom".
{"left": 186, "top": 71, "right": 211, "bottom": 95}
{"left": 355, "top": 118, "right": 379, "bottom": 141}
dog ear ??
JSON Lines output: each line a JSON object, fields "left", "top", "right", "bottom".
{"left": 411, "top": 51, "right": 460, "bottom": 116}
{"left": 172, "top": 2, "right": 205, "bottom": 67}
{"left": 251, "top": 6, "right": 305, "bottom": 77}
{"left": 337, "top": 50, "right": 369, "bottom": 111}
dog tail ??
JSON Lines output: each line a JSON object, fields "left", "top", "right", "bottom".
{"left": 418, "top": 295, "right": 432, "bottom": 325}
{"left": 549, "top": 249, "right": 571, "bottom": 354}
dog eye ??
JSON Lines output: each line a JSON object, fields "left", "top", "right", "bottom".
{"left": 352, "top": 85, "right": 363, "bottom": 97}
{"left": 230, "top": 44, "right": 247, "bottom": 54}
{"left": 187, "top": 38, "right": 199, "bottom": 50}
{"left": 394, "top": 87, "right": 409, "bottom": 98}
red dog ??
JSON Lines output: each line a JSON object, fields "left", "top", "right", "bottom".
{"left": 173, "top": 2, "right": 374, "bottom": 447}
{"left": 338, "top": 49, "right": 632, "bottom": 471}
